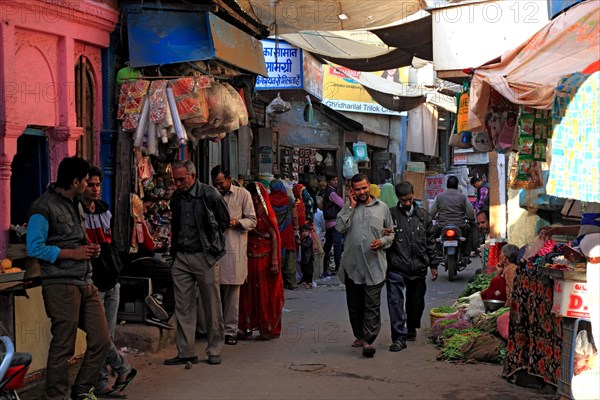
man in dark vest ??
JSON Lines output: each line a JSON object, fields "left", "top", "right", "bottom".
{"left": 27, "top": 156, "right": 111, "bottom": 400}
{"left": 322, "top": 173, "right": 344, "bottom": 276}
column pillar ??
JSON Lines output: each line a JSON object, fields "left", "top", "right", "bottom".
{"left": 0, "top": 123, "right": 26, "bottom": 259}
{"left": 47, "top": 126, "right": 83, "bottom": 181}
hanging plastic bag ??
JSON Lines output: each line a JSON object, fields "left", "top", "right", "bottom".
{"left": 343, "top": 148, "right": 358, "bottom": 179}
{"left": 353, "top": 141, "right": 369, "bottom": 162}
{"left": 266, "top": 93, "right": 291, "bottom": 114}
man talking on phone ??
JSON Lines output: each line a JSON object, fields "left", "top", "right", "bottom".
{"left": 336, "top": 173, "right": 395, "bottom": 358}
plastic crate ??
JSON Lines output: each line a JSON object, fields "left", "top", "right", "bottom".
{"left": 557, "top": 317, "right": 594, "bottom": 399}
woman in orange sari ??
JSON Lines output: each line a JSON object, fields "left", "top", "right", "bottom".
{"left": 239, "top": 182, "right": 284, "bottom": 339}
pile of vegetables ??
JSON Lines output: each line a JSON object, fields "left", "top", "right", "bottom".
{"left": 439, "top": 331, "right": 481, "bottom": 361}
{"left": 431, "top": 306, "right": 457, "bottom": 314}
{"left": 459, "top": 273, "right": 494, "bottom": 298}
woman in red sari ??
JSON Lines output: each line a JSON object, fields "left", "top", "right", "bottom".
{"left": 239, "top": 182, "right": 285, "bottom": 339}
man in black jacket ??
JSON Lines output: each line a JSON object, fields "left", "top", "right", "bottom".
{"left": 385, "top": 182, "right": 438, "bottom": 351}
{"left": 165, "top": 160, "right": 230, "bottom": 366}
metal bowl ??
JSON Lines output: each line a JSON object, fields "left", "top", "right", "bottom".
{"left": 483, "top": 299, "right": 505, "bottom": 312}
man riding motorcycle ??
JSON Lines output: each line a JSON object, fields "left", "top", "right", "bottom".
{"left": 429, "top": 176, "right": 475, "bottom": 258}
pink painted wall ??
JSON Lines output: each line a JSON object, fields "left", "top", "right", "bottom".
{"left": 0, "top": 0, "right": 118, "bottom": 258}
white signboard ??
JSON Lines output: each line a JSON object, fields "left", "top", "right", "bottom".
{"left": 256, "top": 40, "right": 303, "bottom": 90}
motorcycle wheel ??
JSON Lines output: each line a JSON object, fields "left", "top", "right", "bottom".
{"left": 447, "top": 256, "right": 456, "bottom": 282}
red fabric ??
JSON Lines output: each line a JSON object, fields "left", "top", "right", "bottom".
{"left": 583, "top": 59, "right": 600, "bottom": 74}
{"left": 480, "top": 275, "right": 507, "bottom": 302}
{"left": 269, "top": 183, "right": 296, "bottom": 250}
{"left": 497, "top": 311, "right": 510, "bottom": 340}
{"left": 239, "top": 183, "right": 285, "bottom": 338}
{"left": 293, "top": 184, "right": 307, "bottom": 227}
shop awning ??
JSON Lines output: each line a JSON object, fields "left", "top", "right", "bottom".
{"left": 127, "top": 11, "right": 267, "bottom": 76}
{"left": 328, "top": 63, "right": 457, "bottom": 113}
{"left": 468, "top": 0, "right": 600, "bottom": 131}
{"left": 235, "top": 0, "right": 424, "bottom": 34}
{"left": 277, "top": 11, "right": 432, "bottom": 72}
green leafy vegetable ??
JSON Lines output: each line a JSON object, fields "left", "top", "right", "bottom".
{"left": 432, "top": 306, "right": 457, "bottom": 314}
{"left": 459, "top": 273, "right": 495, "bottom": 298}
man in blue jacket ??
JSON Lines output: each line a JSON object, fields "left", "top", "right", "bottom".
{"left": 27, "top": 157, "right": 110, "bottom": 400}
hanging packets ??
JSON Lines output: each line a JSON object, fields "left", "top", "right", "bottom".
{"left": 533, "top": 140, "right": 547, "bottom": 161}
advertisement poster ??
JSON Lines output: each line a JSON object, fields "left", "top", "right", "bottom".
{"left": 322, "top": 64, "right": 409, "bottom": 116}
{"left": 256, "top": 40, "right": 303, "bottom": 90}
{"left": 302, "top": 52, "right": 323, "bottom": 100}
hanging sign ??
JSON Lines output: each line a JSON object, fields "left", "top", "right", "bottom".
{"left": 256, "top": 40, "right": 303, "bottom": 90}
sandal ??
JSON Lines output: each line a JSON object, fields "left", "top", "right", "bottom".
{"left": 351, "top": 339, "right": 365, "bottom": 348}
{"left": 95, "top": 387, "right": 128, "bottom": 399}
{"left": 225, "top": 335, "right": 238, "bottom": 345}
{"left": 114, "top": 368, "right": 137, "bottom": 392}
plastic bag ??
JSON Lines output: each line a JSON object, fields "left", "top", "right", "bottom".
{"left": 343, "top": 148, "right": 358, "bottom": 179}
{"left": 266, "top": 93, "right": 291, "bottom": 114}
{"left": 353, "top": 141, "right": 369, "bottom": 162}
{"left": 574, "top": 329, "right": 597, "bottom": 375}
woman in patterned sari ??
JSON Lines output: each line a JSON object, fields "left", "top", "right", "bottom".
{"left": 269, "top": 180, "right": 299, "bottom": 290}
{"left": 239, "top": 182, "right": 284, "bottom": 339}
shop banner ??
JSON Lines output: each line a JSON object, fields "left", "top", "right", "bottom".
{"left": 426, "top": 174, "right": 446, "bottom": 200}
{"left": 302, "top": 52, "right": 323, "bottom": 100}
{"left": 256, "top": 40, "right": 303, "bottom": 90}
{"left": 322, "top": 64, "right": 408, "bottom": 116}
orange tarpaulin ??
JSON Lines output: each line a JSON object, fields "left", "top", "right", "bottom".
{"left": 468, "top": 0, "right": 600, "bottom": 131}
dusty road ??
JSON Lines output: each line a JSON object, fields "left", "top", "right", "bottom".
{"left": 20, "top": 259, "right": 551, "bottom": 399}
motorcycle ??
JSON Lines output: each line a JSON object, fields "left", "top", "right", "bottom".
{"left": 0, "top": 336, "right": 32, "bottom": 400}
{"left": 436, "top": 224, "right": 471, "bottom": 281}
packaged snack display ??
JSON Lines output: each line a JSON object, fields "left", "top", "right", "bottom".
{"left": 519, "top": 136, "right": 534, "bottom": 155}
{"left": 533, "top": 140, "right": 547, "bottom": 161}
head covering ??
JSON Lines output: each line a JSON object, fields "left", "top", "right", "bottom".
{"left": 269, "top": 179, "right": 295, "bottom": 249}
{"left": 246, "top": 182, "right": 282, "bottom": 268}
{"left": 380, "top": 183, "right": 398, "bottom": 208}
{"left": 369, "top": 184, "right": 380, "bottom": 199}
{"left": 325, "top": 173, "right": 337, "bottom": 182}
{"left": 292, "top": 183, "right": 304, "bottom": 199}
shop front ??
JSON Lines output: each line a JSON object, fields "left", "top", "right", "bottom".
{"left": 0, "top": 0, "right": 118, "bottom": 372}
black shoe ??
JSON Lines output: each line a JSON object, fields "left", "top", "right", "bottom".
{"left": 208, "top": 355, "right": 222, "bottom": 365}
{"left": 145, "top": 294, "right": 169, "bottom": 321}
{"left": 362, "top": 344, "right": 376, "bottom": 358}
{"left": 406, "top": 331, "right": 417, "bottom": 341}
{"left": 225, "top": 335, "right": 238, "bottom": 345}
{"left": 164, "top": 356, "right": 199, "bottom": 365}
{"left": 389, "top": 340, "right": 407, "bottom": 352}
{"left": 145, "top": 316, "right": 173, "bottom": 330}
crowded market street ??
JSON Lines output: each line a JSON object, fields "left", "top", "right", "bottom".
{"left": 20, "top": 260, "right": 547, "bottom": 400}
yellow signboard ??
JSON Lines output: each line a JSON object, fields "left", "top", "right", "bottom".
{"left": 322, "top": 65, "right": 409, "bottom": 115}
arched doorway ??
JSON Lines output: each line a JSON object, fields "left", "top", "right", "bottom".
{"left": 75, "top": 56, "right": 95, "bottom": 163}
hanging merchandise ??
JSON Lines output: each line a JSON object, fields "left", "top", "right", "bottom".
{"left": 508, "top": 107, "right": 544, "bottom": 189}
{"left": 343, "top": 148, "right": 359, "bottom": 179}
{"left": 496, "top": 111, "right": 518, "bottom": 151}
{"left": 132, "top": 96, "right": 150, "bottom": 149}
{"left": 171, "top": 76, "right": 209, "bottom": 121}
{"left": 303, "top": 95, "right": 314, "bottom": 122}
{"left": 118, "top": 80, "right": 150, "bottom": 132}
{"left": 266, "top": 93, "right": 291, "bottom": 114}
{"left": 191, "top": 80, "right": 238, "bottom": 141}
{"left": 165, "top": 86, "right": 188, "bottom": 145}
{"left": 449, "top": 82, "right": 472, "bottom": 149}
{"left": 116, "top": 66, "right": 142, "bottom": 85}
{"left": 353, "top": 141, "right": 369, "bottom": 162}
{"left": 223, "top": 83, "right": 249, "bottom": 127}
{"left": 471, "top": 131, "right": 493, "bottom": 152}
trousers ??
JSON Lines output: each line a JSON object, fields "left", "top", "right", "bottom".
{"left": 42, "top": 283, "right": 110, "bottom": 400}
{"left": 172, "top": 252, "right": 224, "bottom": 357}
{"left": 343, "top": 276, "right": 384, "bottom": 345}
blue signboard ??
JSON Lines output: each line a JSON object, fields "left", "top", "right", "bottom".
{"left": 256, "top": 40, "right": 303, "bottom": 90}
{"left": 548, "top": 0, "right": 585, "bottom": 19}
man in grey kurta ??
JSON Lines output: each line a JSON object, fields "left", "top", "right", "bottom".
{"left": 211, "top": 165, "right": 257, "bottom": 345}
{"left": 336, "top": 173, "right": 394, "bottom": 358}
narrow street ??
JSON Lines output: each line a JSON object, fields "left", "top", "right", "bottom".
{"left": 64, "top": 260, "right": 548, "bottom": 400}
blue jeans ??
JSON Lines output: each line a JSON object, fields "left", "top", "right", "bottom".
{"left": 386, "top": 272, "right": 426, "bottom": 342}
{"left": 97, "top": 283, "right": 131, "bottom": 390}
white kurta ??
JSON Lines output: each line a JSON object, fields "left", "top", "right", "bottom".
{"left": 220, "top": 185, "right": 257, "bottom": 285}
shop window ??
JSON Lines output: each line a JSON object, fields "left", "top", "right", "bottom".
{"left": 10, "top": 128, "right": 50, "bottom": 228}
{"left": 75, "top": 56, "right": 95, "bottom": 162}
